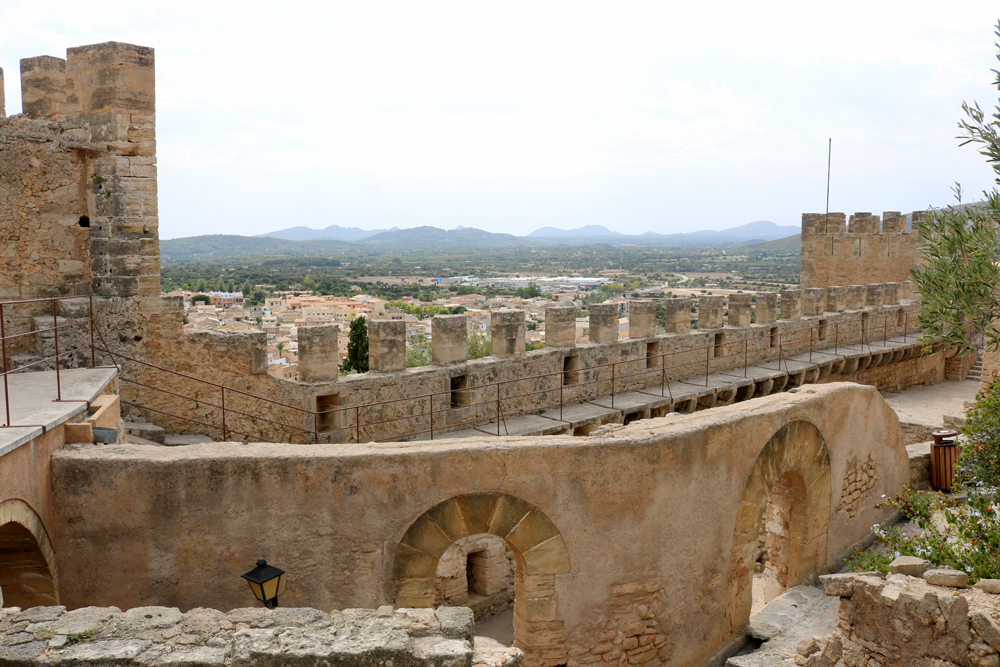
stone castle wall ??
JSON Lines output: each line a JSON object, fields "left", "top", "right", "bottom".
{"left": 49, "top": 383, "right": 909, "bottom": 667}
{"left": 800, "top": 211, "right": 924, "bottom": 289}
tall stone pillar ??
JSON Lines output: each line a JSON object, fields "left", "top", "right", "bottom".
{"left": 491, "top": 310, "right": 525, "bottom": 358}
{"left": 431, "top": 315, "right": 467, "bottom": 366}
{"left": 755, "top": 293, "right": 777, "bottom": 324}
{"left": 663, "top": 298, "right": 691, "bottom": 334}
{"left": 698, "top": 296, "right": 724, "bottom": 329}
{"left": 588, "top": 304, "right": 619, "bottom": 343}
{"left": 628, "top": 300, "right": 656, "bottom": 339}
{"left": 847, "top": 285, "right": 866, "bottom": 310}
{"left": 298, "top": 324, "right": 339, "bottom": 383}
{"left": 368, "top": 319, "right": 406, "bottom": 372}
{"left": 826, "top": 286, "right": 847, "bottom": 313}
{"left": 545, "top": 305, "right": 576, "bottom": 348}
{"left": 802, "top": 288, "right": 826, "bottom": 316}
{"left": 727, "top": 294, "right": 752, "bottom": 327}
{"left": 866, "top": 284, "right": 885, "bottom": 308}
{"left": 779, "top": 290, "right": 802, "bottom": 320}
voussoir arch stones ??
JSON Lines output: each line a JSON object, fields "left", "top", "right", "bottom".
{"left": 395, "top": 492, "right": 570, "bottom": 582}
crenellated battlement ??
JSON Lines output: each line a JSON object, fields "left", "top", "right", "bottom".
{"left": 800, "top": 210, "right": 924, "bottom": 289}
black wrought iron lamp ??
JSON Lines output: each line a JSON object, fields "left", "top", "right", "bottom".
{"left": 241, "top": 559, "right": 285, "bottom": 609}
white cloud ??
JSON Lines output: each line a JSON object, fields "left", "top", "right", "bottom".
{"left": 1, "top": 0, "right": 998, "bottom": 237}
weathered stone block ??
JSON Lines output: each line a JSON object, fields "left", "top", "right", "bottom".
{"left": 588, "top": 304, "right": 619, "bottom": 343}
{"left": 20, "top": 56, "right": 66, "bottom": 117}
{"left": 663, "top": 298, "right": 691, "bottom": 333}
{"left": 888, "top": 555, "right": 930, "bottom": 576}
{"left": 491, "top": 310, "right": 525, "bottom": 358}
{"left": 755, "top": 293, "right": 777, "bottom": 324}
{"left": 727, "top": 294, "right": 752, "bottom": 327}
{"left": 698, "top": 296, "right": 723, "bottom": 329}
{"left": 802, "top": 288, "right": 825, "bottom": 316}
{"left": 628, "top": 300, "right": 656, "bottom": 339}
{"left": 826, "top": 286, "right": 846, "bottom": 313}
{"left": 924, "top": 568, "right": 969, "bottom": 588}
{"left": 884, "top": 282, "right": 900, "bottom": 305}
{"left": 545, "top": 306, "right": 576, "bottom": 348}
{"left": 866, "top": 283, "right": 885, "bottom": 308}
{"left": 847, "top": 285, "right": 866, "bottom": 310}
{"left": 298, "top": 324, "right": 339, "bottom": 383}
{"left": 432, "top": 315, "right": 467, "bottom": 366}
{"left": 779, "top": 290, "right": 801, "bottom": 320}
{"left": 368, "top": 319, "right": 406, "bottom": 372}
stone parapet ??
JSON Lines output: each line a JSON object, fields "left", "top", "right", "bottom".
{"left": 491, "top": 310, "right": 525, "bottom": 357}
{"left": 0, "top": 604, "right": 522, "bottom": 667}
{"left": 369, "top": 319, "right": 406, "bottom": 372}
{"left": 588, "top": 304, "right": 619, "bottom": 343}
{"left": 431, "top": 315, "right": 467, "bottom": 366}
{"left": 545, "top": 306, "right": 577, "bottom": 348}
{"left": 298, "top": 324, "right": 339, "bottom": 383}
{"left": 799, "top": 209, "right": 923, "bottom": 289}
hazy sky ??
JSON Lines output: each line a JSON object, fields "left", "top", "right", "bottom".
{"left": 2, "top": 2, "right": 999, "bottom": 239}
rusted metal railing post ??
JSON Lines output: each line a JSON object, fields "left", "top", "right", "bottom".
{"left": 497, "top": 383, "right": 501, "bottom": 436}
{"left": 705, "top": 345, "right": 710, "bottom": 386}
{"left": 89, "top": 295, "right": 96, "bottom": 368}
{"left": 314, "top": 409, "right": 320, "bottom": 444}
{"left": 429, "top": 395, "right": 434, "bottom": 440}
{"left": 221, "top": 387, "right": 228, "bottom": 441}
{"left": 355, "top": 406, "right": 360, "bottom": 443}
{"left": 744, "top": 339, "right": 748, "bottom": 378}
{"left": 52, "top": 299, "right": 62, "bottom": 401}
{"left": 1, "top": 302, "right": 8, "bottom": 427}
{"left": 611, "top": 363, "right": 615, "bottom": 409}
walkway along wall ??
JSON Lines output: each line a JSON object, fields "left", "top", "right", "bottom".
{"left": 50, "top": 382, "right": 909, "bottom": 667}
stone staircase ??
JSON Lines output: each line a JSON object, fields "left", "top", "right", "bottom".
{"left": 968, "top": 348, "right": 985, "bottom": 381}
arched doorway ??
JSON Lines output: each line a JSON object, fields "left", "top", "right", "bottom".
{"left": 395, "top": 493, "right": 570, "bottom": 667}
{"left": 725, "top": 421, "right": 831, "bottom": 634}
{"left": 0, "top": 499, "right": 58, "bottom": 608}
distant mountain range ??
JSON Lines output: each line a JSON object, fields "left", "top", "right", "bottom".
{"left": 259, "top": 220, "right": 799, "bottom": 244}
{"left": 161, "top": 220, "right": 801, "bottom": 262}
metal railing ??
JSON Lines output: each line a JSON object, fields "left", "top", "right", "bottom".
{"left": 1, "top": 295, "right": 921, "bottom": 443}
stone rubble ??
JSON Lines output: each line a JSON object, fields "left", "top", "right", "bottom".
{"left": 0, "top": 604, "right": 523, "bottom": 667}
{"left": 796, "top": 567, "right": 1000, "bottom": 667}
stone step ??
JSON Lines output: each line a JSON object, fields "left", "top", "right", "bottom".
{"left": 123, "top": 421, "right": 167, "bottom": 444}
{"left": 126, "top": 434, "right": 164, "bottom": 447}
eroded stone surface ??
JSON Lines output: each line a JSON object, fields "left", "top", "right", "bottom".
{"left": 0, "top": 604, "right": 521, "bottom": 667}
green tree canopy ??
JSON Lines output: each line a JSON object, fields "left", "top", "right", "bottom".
{"left": 341, "top": 316, "right": 370, "bottom": 374}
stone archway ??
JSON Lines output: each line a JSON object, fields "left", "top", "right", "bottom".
{"left": 725, "top": 421, "right": 831, "bottom": 635}
{"left": 395, "top": 493, "right": 570, "bottom": 667}
{"left": 0, "top": 499, "right": 59, "bottom": 608}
